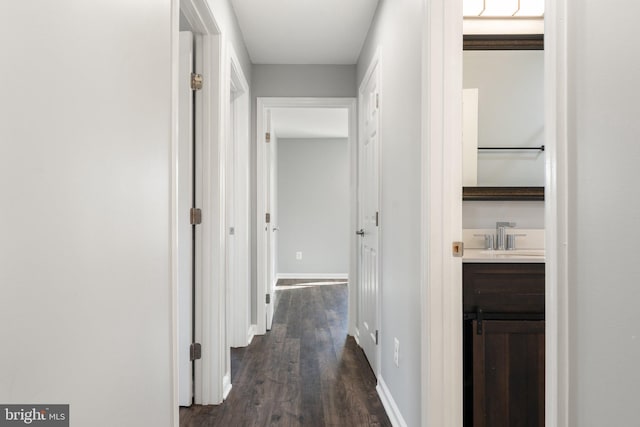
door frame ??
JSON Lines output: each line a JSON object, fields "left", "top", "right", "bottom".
{"left": 174, "top": 0, "right": 230, "bottom": 408}
{"left": 226, "top": 45, "right": 252, "bottom": 348}
{"left": 420, "top": 1, "right": 569, "bottom": 426}
{"left": 255, "top": 97, "right": 358, "bottom": 336}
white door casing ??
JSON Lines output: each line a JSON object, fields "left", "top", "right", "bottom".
{"left": 226, "top": 44, "right": 252, "bottom": 348}
{"left": 179, "top": 0, "right": 228, "bottom": 406}
{"left": 177, "top": 30, "right": 195, "bottom": 407}
{"left": 357, "top": 52, "right": 381, "bottom": 376}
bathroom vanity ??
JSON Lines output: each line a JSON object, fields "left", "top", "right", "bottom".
{"left": 463, "top": 259, "right": 545, "bottom": 427}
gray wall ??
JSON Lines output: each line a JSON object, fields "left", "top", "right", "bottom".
{"left": 464, "top": 50, "right": 545, "bottom": 186}
{"left": 250, "top": 65, "right": 356, "bottom": 322}
{"left": 357, "top": 0, "right": 423, "bottom": 425}
{"left": 277, "top": 138, "right": 349, "bottom": 275}
{"left": 568, "top": 1, "right": 640, "bottom": 425}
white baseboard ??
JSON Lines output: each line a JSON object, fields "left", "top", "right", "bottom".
{"left": 222, "top": 373, "right": 232, "bottom": 400}
{"left": 376, "top": 376, "right": 408, "bottom": 427}
{"left": 276, "top": 273, "right": 349, "bottom": 280}
{"left": 247, "top": 324, "right": 257, "bottom": 343}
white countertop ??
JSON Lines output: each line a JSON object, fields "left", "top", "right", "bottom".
{"left": 463, "top": 248, "right": 546, "bottom": 263}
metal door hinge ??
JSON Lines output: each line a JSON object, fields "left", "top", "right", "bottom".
{"left": 265, "top": 132, "right": 271, "bottom": 143}
{"left": 190, "top": 343, "right": 202, "bottom": 361}
{"left": 375, "top": 211, "right": 379, "bottom": 227}
{"left": 452, "top": 241, "right": 464, "bottom": 257}
{"left": 266, "top": 294, "right": 271, "bottom": 304}
{"left": 375, "top": 330, "right": 379, "bottom": 345}
{"left": 265, "top": 213, "right": 271, "bottom": 223}
{"left": 190, "top": 73, "right": 203, "bottom": 91}
{"left": 190, "top": 208, "right": 202, "bottom": 225}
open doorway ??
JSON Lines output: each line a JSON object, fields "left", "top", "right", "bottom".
{"left": 255, "top": 98, "right": 358, "bottom": 340}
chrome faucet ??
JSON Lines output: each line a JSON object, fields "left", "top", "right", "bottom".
{"left": 496, "top": 221, "right": 516, "bottom": 250}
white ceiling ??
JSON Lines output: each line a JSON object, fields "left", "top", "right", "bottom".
{"left": 271, "top": 108, "right": 349, "bottom": 139}
{"left": 230, "top": 0, "right": 379, "bottom": 64}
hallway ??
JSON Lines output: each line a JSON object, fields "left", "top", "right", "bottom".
{"left": 180, "top": 282, "right": 391, "bottom": 426}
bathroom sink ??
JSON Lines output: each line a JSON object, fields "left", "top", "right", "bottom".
{"left": 463, "top": 248, "right": 545, "bottom": 263}
{"left": 480, "top": 249, "right": 545, "bottom": 257}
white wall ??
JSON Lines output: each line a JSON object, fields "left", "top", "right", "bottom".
{"left": 357, "top": 0, "right": 424, "bottom": 425}
{"left": 250, "top": 65, "right": 356, "bottom": 322}
{"left": 207, "top": 0, "right": 252, "bottom": 82}
{"left": 567, "top": 1, "right": 640, "bottom": 425}
{"left": 464, "top": 50, "right": 545, "bottom": 186}
{"left": 463, "top": 201, "right": 545, "bottom": 229}
{"left": 277, "top": 138, "right": 350, "bottom": 275}
{"left": 0, "top": 2, "right": 174, "bottom": 426}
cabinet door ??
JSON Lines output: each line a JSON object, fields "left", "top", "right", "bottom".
{"left": 473, "top": 320, "right": 544, "bottom": 427}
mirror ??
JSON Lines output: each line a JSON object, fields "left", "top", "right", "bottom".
{"left": 462, "top": 35, "right": 544, "bottom": 200}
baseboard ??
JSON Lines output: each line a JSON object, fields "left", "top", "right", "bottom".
{"left": 376, "top": 376, "right": 408, "bottom": 427}
{"left": 247, "top": 324, "right": 257, "bottom": 344}
{"left": 276, "top": 273, "right": 348, "bottom": 280}
{"left": 222, "top": 373, "right": 232, "bottom": 400}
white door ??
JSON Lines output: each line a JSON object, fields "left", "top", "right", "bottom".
{"left": 178, "top": 31, "right": 195, "bottom": 406}
{"left": 357, "top": 58, "right": 381, "bottom": 372}
{"left": 265, "top": 111, "right": 276, "bottom": 329}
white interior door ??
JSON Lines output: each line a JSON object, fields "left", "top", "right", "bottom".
{"left": 178, "top": 31, "right": 194, "bottom": 407}
{"left": 358, "top": 59, "right": 381, "bottom": 373}
{"left": 265, "top": 111, "right": 276, "bottom": 329}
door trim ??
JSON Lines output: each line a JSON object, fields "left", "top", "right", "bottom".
{"left": 176, "top": 0, "right": 228, "bottom": 408}
{"left": 421, "top": 0, "right": 464, "bottom": 425}
{"left": 255, "top": 97, "right": 358, "bottom": 336}
{"left": 420, "top": 1, "right": 569, "bottom": 426}
{"left": 226, "top": 44, "right": 251, "bottom": 349}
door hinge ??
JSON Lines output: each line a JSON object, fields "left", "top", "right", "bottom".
{"left": 265, "top": 132, "right": 271, "bottom": 143}
{"left": 190, "top": 73, "right": 203, "bottom": 91}
{"left": 375, "top": 211, "right": 379, "bottom": 227}
{"left": 190, "top": 343, "right": 202, "bottom": 361}
{"left": 452, "top": 241, "right": 464, "bottom": 257}
{"left": 375, "top": 330, "right": 379, "bottom": 345}
{"left": 190, "top": 208, "right": 202, "bottom": 225}
{"left": 265, "top": 213, "right": 271, "bottom": 223}
{"left": 266, "top": 294, "right": 271, "bottom": 304}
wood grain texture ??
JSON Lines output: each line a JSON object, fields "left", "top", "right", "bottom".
{"left": 180, "top": 283, "right": 391, "bottom": 427}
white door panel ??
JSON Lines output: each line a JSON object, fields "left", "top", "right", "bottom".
{"left": 358, "top": 58, "right": 380, "bottom": 373}
{"left": 265, "top": 111, "right": 275, "bottom": 329}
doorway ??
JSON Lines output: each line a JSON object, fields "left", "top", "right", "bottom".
{"left": 255, "top": 98, "right": 359, "bottom": 340}
{"left": 420, "top": 1, "right": 567, "bottom": 426}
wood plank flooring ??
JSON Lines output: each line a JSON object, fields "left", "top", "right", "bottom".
{"left": 180, "top": 282, "right": 391, "bottom": 427}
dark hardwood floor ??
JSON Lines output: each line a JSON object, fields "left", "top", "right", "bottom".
{"left": 180, "top": 282, "right": 391, "bottom": 427}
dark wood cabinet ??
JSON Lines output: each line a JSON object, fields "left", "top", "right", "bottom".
{"left": 472, "top": 320, "right": 545, "bottom": 427}
{"left": 463, "top": 263, "right": 545, "bottom": 427}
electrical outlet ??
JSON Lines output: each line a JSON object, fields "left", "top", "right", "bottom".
{"left": 394, "top": 338, "right": 400, "bottom": 367}
{"left": 296, "top": 251, "right": 302, "bottom": 260}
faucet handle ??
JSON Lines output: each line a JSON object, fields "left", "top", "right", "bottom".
{"left": 506, "top": 233, "right": 527, "bottom": 250}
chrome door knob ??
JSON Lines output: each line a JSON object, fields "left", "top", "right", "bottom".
{"left": 356, "top": 229, "right": 365, "bottom": 236}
